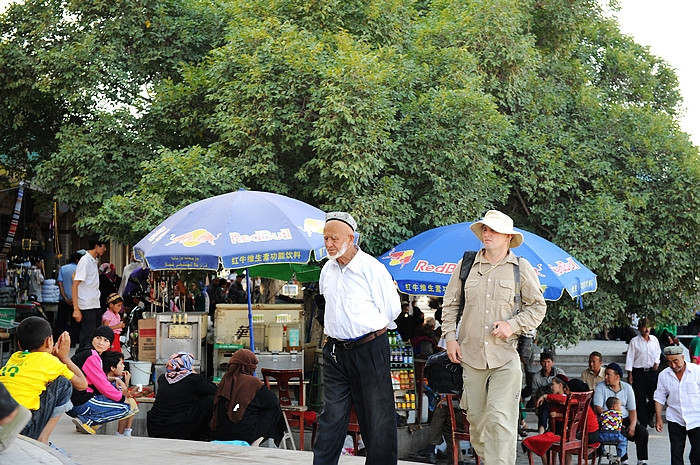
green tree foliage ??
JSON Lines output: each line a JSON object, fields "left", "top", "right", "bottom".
{"left": 2, "top": 0, "right": 698, "bottom": 345}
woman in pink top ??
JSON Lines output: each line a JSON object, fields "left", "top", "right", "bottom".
{"left": 65, "top": 326, "right": 133, "bottom": 434}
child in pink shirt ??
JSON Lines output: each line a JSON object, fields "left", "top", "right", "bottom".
{"left": 102, "top": 293, "right": 125, "bottom": 352}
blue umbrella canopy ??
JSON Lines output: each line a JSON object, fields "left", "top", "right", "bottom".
{"left": 134, "top": 190, "right": 327, "bottom": 270}
{"left": 379, "top": 222, "right": 597, "bottom": 300}
{"left": 133, "top": 190, "right": 328, "bottom": 351}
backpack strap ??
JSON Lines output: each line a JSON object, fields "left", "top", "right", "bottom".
{"left": 513, "top": 256, "right": 522, "bottom": 314}
{"left": 457, "top": 251, "right": 478, "bottom": 326}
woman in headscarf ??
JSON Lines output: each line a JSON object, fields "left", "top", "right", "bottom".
{"left": 209, "top": 349, "right": 285, "bottom": 446}
{"left": 146, "top": 352, "right": 216, "bottom": 440}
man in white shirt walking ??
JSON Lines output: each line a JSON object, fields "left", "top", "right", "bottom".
{"left": 654, "top": 345, "right": 700, "bottom": 465}
{"left": 625, "top": 318, "right": 661, "bottom": 428}
{"left": 72, "top": 237, "right": 108, "bottom": 349}
{"left": 312, "top": 212, "right": 401, "bottom": 465}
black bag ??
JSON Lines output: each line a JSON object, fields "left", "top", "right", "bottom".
{"left": 424, "top": 351, "right": 463, "bottom": 394}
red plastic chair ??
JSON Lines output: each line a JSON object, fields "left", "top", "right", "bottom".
{"left": 444, "top": 393, "right": 480, "bottom": 465}
{"left": 261, "top": 368, "right": 315, "bottom": 451}
{"left": 525, "top": 391, "right": 594, "bottom": 465}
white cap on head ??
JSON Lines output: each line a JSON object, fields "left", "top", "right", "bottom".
{"left": 325, "top": 211, "right": 357, "bottom": 232}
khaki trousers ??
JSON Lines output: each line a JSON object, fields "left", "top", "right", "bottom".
{"left": 461, "top": 358, "right": 521, "bottom": 465}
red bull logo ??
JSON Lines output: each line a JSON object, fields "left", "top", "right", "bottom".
{"left": 229, "top": 228, "right": 293, "bottom": 244}
{"left": 533, "top": 263, "right": 546, "bottom": 278}
{"left": 384, "top": 249, "right": 415, "bottom": 268}
{"left": 413, "top": 260, "right": 457, "bottom": 275}
{"left": 165, "top": 229, "right": 221, "bottom": 247}
{"left": 548, "top": 257, "right": 581, "bottom": 277}
{"left": 298, "top": 218, "right": 325, "bottom": 237}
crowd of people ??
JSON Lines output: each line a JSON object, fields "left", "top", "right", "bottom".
{"left": 0, "top": 316, "right": 286, "bottom": 451}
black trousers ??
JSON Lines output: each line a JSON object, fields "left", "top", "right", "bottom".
{"left": 622, "top": 416, "right": 649, "bottom": 461}
{"left": 312, "top": 332, "right": 397, "bottom": 465}
{"left": 631, "top": 367, "right": 658, "bottom": 426}
{"left": 668, "top": 421, "right": 700, "bottom": 465}
{"left": 54, "top": 300, "right": 81, "bottom": 344}
{"left": 77, "top": 308, "right": 101, "bottom": 349}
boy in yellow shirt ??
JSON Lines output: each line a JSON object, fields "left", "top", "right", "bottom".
{"left": 0, "top": 316, "right": 87, "bottom": 444}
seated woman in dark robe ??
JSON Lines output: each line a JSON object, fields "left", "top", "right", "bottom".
{"left": 147, "top": 352, "right": 216, "bottom": 441}
{"left": 209, "top": 349, "right": 285, "bottom": 446}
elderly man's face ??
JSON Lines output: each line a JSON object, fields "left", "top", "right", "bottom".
{"left": 604, "top": 368, "right": 620, "bottom": 385}
{"left": 323, "top": 221, "right": 354, "bottom": 260}
{"left": 667, "top": 354, "right": 685, "bottom": 373}
{"left": 589, "top": 355, "right": 602, "bottom": 372}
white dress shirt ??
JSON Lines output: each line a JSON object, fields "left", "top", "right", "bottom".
{"left": 74, "top": 253, "right": 101, "bottom": 309}
{"left": 320, "top": 247, "right": 401, "bottom": 340}
{"left": 625, "top": 334, "right": 661, "bottom": 371}
{"left": 654, "top": 362, "right": 700, "bottom": 429}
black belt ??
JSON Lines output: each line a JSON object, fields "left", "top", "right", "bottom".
{"left": 329, "top": 327, "right": 388, "bottom": 349}
{"left": 633, "top": 367, "right": 656, "bottom": 372}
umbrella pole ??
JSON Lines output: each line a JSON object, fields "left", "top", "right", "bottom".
{"left": 246, "top": 268, "right": 255, "bottom": 352}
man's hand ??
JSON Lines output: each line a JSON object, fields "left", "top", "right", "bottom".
{"left": 123, "top": 370, "right": 131, "bottom": 386}
{"left": 628, "top": 372, "right": 633, "bottom": 384}
{"left": 627, "top": 422, "right": 636, "bottom": 437}
{"left": 72, "top": 308, "right": 82, "bottom": 323}
{"left": 492, "top": 321, "right": 513, "bottom": 339}
{"left": 446, "top": 340, "right": 462, "bottom": 364}
{"left": 53, "top": 331, "right": 71, "bottom": 362}
{"left": 655, "top": 417, "right": 664, "bottom": 432}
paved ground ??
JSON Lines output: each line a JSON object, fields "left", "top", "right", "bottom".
{"left": 1, "top": 339, "right": 686, "bottom": 464}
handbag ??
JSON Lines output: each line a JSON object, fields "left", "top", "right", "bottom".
{"left": 424, "top": 351, "right": 462, "bottom": 394}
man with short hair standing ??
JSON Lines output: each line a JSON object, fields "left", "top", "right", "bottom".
{"left": 654, "top": 345, "right": 700, "bottom": 465}
{"left": 442, "top": 210, "right": 546, "bottom": 465}
{"left": 593, "top": 362, "right": 649, "bottom": 465}
{"left": 313, "top": 212, "right": 402, "bottom": 465}
{"left": 54, "top": 251, "right": 85, "bottom": 343}
{"left": 625, "top": 317, "right": 661, "bottom": 427}
{"left": 72, "top": 237, "right": 108, "bottom": 349}
{"left": 582, "top": 351, "right": 606, "bottom": 390}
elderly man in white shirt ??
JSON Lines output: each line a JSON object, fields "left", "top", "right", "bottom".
{"left": 654, "top": 345, "right": 700, "bottom": 465}
{"left": 625, "top": 317, "right": 661, "bottom": 428}
{"left": 312, "top": 212, "right": 402, "bottom": 465}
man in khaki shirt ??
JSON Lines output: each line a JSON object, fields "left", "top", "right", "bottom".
{"left": 581, "top": 351, "right": 606, "bottom": 390}
{"left": 443, "top": 210, "right": 546, "bottom": 465}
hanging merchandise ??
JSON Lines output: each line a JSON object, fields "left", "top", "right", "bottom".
{"left": 1, "top": 182, "right": 25, "bottom": 258}
{"left": 52, "top": 200, "right": 62, "bottom": 259}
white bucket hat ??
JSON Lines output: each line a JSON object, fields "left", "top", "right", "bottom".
{"left": 469, "top": 210, "right": 524, "bottom": 248}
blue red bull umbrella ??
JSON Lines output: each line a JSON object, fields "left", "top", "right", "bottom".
{"left": 379, "top": 222, "right": 597, "bottom": 301}
{"left": 134, "top": 190, "right": 328, "bottom": 351}
{"left": 133, "top": 190, "right": 327, "bottom": 271}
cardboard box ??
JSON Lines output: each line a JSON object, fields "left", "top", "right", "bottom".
{"left": 138, "top": 318, "right": 157, "bottom": 364}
